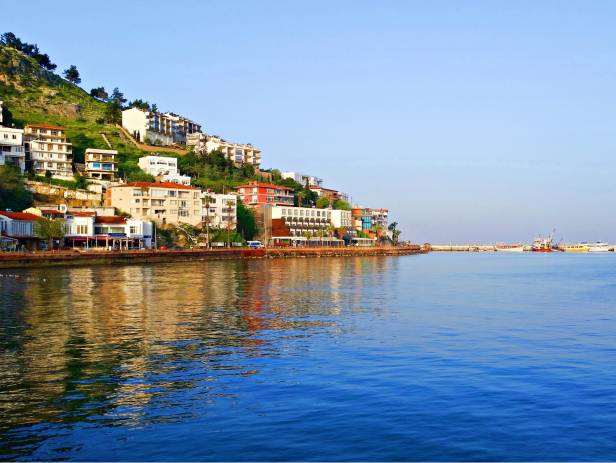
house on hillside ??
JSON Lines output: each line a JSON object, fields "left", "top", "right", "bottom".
{"left": 24, "top": 124, "right": 73, "bottom": 179}
{"left": 122, "top": 107, "right": 201, "bottom": 146}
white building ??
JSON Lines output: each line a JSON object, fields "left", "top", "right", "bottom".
{"left": 0, "top": 101, "right": 26, "bottom": 173}
{"left": 186, "top": 133, "right": 261, "bottom": 168}
{"left": 122, "top": 107, "right": 201, "bottom": 146}
{"left": 0, "top": 211, "right": 41, "bottom": 250}
{"left": 281, "top": 171, "right": 323, "bottom": 187}
{"left": 64, "top": 213, "right": 154, "bottom": 249}
{"left": 24, "top": 124, "right": 73, "bottom": 179}
{"left": 138, "top": 154, "right": 191, "bottom": 185}
{"left": 0, "top": 126, "right": 25, "bottom": 173}
{"left": 85, "top": 148, "right": 117, "bottom": 184}
{"left": 202, "top": 191, "right": 237, "bottom": 230}
{"left": 330, "top": 209, "right": 353, "bottom": 229}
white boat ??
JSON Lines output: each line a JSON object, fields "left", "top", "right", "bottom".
{"left": 586, "top": 242, "right": 610, "bottom": 252}
{"left": 495, "top": 243, "right": 525, "bottom": 253}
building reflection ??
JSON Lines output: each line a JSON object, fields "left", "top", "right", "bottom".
{"left": 0, "top": 256, "right": 392, "bottom": 455}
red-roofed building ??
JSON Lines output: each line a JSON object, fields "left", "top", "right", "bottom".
{"left": 106, "top": 181, "right": 202, "bottom": 226}
{"left": 236, "top": 181, "right": 294, "bottom": 207}
{"left": 0, "top": 211, "right": 42, "bottom": 250}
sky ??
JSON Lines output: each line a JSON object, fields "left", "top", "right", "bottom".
{"left": 3, "top": 0, "right": 616, "bottom": 243}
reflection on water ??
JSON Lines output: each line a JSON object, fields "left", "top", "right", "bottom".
{"left": 2, "top": 254, "right": 616, "bottom": 461}
{"left": 0, "top": 257, "right": 393, "bottom": 459}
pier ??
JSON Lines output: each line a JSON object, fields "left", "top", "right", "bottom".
{"left": 429, "top": 244, "right": 498, "bottom": 252}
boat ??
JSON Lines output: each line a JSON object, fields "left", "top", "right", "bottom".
{"left": 559, "top": 243, "right": 590, "bottom": 253}
{"left": 495, "top": 243, "right": 525, "bottom": 253}
{"left": 587, "top": 242, "right": 610, "bottom": 252}
{"left": 532, "top": 231, "right": 559, "bottom": 252}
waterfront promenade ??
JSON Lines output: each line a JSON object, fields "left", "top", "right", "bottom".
{"left": 0, "top": 245, "right": 427, "bottom": 269}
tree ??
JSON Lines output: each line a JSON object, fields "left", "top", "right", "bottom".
{"left": 127, "top": 99, "right": 151, "bottom": 111}
{"left": 63, "top": 65, "right": 81, "bottom": 84}
{"left": 34, "top": 218, "right": 66, "bottom": 250}
{"left": 151, "top": 103, "right": 158, "bottom": 113}
{"left": 236, "top": 200, "right": 257, "bottom": 240}
{"left": 332, "top": 198, "right": 351, "bottom": 210}
{"left": 73, "top": 172, "right": 88, "bottom": 190}
{"left": 1, "top": 32, "right": 21, "bottom": 49}
{"left": 45, "top": 170, "right": 52, "bottom": 181}
{"left": 109, "top": 87, "right": 127, "bottom": 105}
{"left": 90, "top": 87, "right": 109, "bottom": 101}
{"left": 0, "top": 166, "right": 33, "bottom": 211}
{"left": 104, "top": 100, "right": 122, "bottom": 124}
{"left": 388, "top": 222, "right": 401, "bottom": 246}
{"left": 1, "top": 32, "right": 57, "bottom": 70}
{"left": 316, "top": 196, "right": 330, "bottom": 209}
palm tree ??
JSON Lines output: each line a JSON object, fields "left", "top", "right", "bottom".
{"left": 388, "top": 222, "right": 401, "bottom": 246}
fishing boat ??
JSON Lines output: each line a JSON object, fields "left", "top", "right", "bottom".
{"left": 587, "top": 242, "right": 610, "bottom": 252}
{"left": 559, "top": 243, "right": 590, "bottom": 253}
{"left": 532, "top": 231, "right": 558, "bottom": 252}
{"left": 495, "top": 243, "right": 525, "bottom": 253}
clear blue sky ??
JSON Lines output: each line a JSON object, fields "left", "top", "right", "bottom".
{"left": 4, "top": 0, "right": 616, "bottom": 243}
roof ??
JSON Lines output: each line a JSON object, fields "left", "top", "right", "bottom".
{"left": 95, "top": 216, "right": 126, "bottom": 224}
{"left": 309, "top": 186, "right": 339, "bottom": 193}
{"left": 236, "top": 182, "right": 293, "bottom": 191}
{"left": 69, "top": 211, "right": 96, "bottom": 217}
{"left": 0, "top": 211, "right": 43, "bottom": 221}
{"left": 25, "top": 123, "right": 65, "bottom": 130}
{"left": 85, "top": 148, "right": 118, "bottom": 154}
{"left": 111, "top": 181, "right": 198, "bottom": 190}
{"left": 40, "top": 209, "right": 65, "bottom": 216}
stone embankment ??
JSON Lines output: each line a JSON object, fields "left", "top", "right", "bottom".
{"left": 429, "top": 244, "right": 497, "bottom": 252}
{"left": 0, "top": 245, "right": 428, "bottom": 269}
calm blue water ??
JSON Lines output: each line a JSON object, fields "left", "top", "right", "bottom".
{"left": 1, "top": 253, "right": 616, "bottom": 461}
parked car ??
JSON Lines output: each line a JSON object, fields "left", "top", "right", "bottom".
{"left": 247, "top": 240, "right": 265, "bottom": 249}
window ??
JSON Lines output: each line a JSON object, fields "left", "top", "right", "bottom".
{"left": 129, "top": 226, "right": 137, "bottom": 234}
{"left": 76, "top": 225, "right": 88, "bottom": 234}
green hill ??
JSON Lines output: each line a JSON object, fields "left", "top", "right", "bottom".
{"left": 0, "top": 42, "right": 314, "bottom": 199}
{"left": 0, "top": 44, "right": 157, "bottom": 178}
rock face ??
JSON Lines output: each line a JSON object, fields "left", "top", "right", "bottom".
{"left": 0, "top": 45, "right": 105, "bottom": 122}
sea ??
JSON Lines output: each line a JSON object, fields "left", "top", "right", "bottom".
{"left": 1, "top": 253, "right": 616, "bottom": 461}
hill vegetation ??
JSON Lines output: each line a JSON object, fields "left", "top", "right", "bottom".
{"left": 0, "top": 32, "right": 344, "bottom": 209}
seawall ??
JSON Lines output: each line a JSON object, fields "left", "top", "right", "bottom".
{"left": 0, "top": 245, "right": 428, "bottom": 269}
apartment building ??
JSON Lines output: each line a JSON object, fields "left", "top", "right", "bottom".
{"left": 202, "top": 191, "right": 237, "bottom": 230}
{"left": 236, "top": 181, "right": 294, "bottom": 207}
{"left": 0, "top": 101, "right": 26, "bottom": 173}
{"left": 370, "top": 208, "right": 389, "bottom": 229}
{"left": 122, "top": 107, "right": 201, "bottom": 146}
{"left": 138, "top": 154, "right": 191, "bottom": 185}
{"left": 330, "top": 209, "right": 353, "bottom": 230}
{"left": 259, "top": 205, "right": 354, "bottom": 246}
{"left": 0, "top": 211, "right": 42, "bottom": 250}
{"left": 0, "top": 125, "right": 25, "bottom": 172}
{"left": 186, "top": 133, "right": 261, "bottom": 169}
{"left": 281, "top": 171, "right": 323, "bottom": 187}
{"left": 309, "top": 186, "right": 349, "bottom": 204}
{"left": 106, "top": 181, "right": 202, "bottom": 226}
{"left": 24, "top": 124, "right": 73, "bottom": 179}
{"left": 84, "top": 148, "right": 117, "bottom": 184}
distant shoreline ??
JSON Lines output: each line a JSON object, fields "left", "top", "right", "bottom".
{"left": 0, "top": 245, "right": 427, "bottom": 269}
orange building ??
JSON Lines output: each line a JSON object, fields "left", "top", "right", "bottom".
{"left": 236, "top": 181, "right": 294, "bottom": 207}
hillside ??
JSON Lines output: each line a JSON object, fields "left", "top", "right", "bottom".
{"left": 0, "top": 44, "right": 160, "bottom": 179}
{"left": 0, "top": 42, "right": 318, "bottom": 200}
